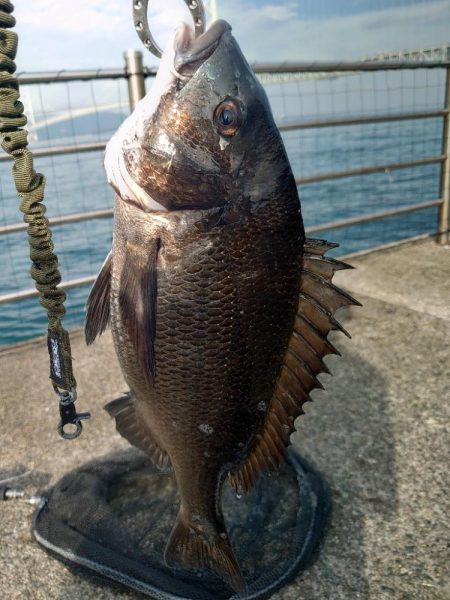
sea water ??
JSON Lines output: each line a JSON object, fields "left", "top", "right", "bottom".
{"left": 0, "top": 111, "right": 443, "bottom": 346}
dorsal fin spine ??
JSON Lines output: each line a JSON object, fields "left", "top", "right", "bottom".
{"left": 258, "top": 437, "right": 276, "bottom": 468}
{"left": 270, "top": 409, "right": 291, "bottom": 442}
{"left": 286, "top": 348, "right": 325, "bottom": 390}
{"left": 266, "top": 419, "right": 288, "bottom": 454}
{"left": 281, "top": 364, "right": 310, "bottom": 401}
{"left": 292, "top": 331, "right": 332, "bottom": 375}
{"left": 295, "top": 314, "right": 342, "bottom": 356}
{"left": 302, "top": 268, "right": 362, "bottom": 307}
{"left": 275, "top": 386, "right": 298, "bottom": 419}
{"left": 229, "top": 237, "right": 360, "bottom": 494}
{"left": 303, "top": 254, "right": 354, "bottom": 273}
{"left": 303, "top": 238, "right": 339, "bottom": 255}
{"left": 300, "top": 292, "right": 352, "bottom": 338}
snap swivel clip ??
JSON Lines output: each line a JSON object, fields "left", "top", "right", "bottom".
{"left": 54, "top": 387, "right": 91, "bottom": 440}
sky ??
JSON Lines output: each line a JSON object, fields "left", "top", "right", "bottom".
{"left": 13, "top": 0, "right": 450, "bottom": 73}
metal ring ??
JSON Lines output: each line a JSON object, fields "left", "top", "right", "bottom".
{"left": 58, "top": 420, "right": 83, "bottom": 440}
{"left": 132, "top": 0, "right": 206, "bottom": 58}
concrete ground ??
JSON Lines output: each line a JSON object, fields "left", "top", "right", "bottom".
{"left": 0, "top": 238, "right": 449, "bottom": 600}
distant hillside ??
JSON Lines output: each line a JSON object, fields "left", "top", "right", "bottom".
{"left": 33, "top": 111, "right": 125, "bottom": 142}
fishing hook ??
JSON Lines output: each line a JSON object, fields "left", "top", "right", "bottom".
{"left": 132, "top": 0, "right": 206, "bottom": 58}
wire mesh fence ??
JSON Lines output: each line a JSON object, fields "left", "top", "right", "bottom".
{"left": 269, "top": 67, "right": 446, "bottom": 251}
{"left": 0, "top": 78, "right": 130, "bottom": 345}
{"left": 0, "top": 61, "right": 448, "bottom": 346}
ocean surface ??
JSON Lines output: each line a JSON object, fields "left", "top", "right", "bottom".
{"left": 0, "top": 72, "right": 445, "bottom": 346}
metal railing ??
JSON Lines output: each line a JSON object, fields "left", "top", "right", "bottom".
{"left": 0, "top": 55, "right": 449, "bottom": 307}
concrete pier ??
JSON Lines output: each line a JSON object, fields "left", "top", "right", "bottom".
{"left": 1, "top": 238, "right": 449, "bottom": 600}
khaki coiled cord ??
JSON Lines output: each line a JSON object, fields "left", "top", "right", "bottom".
{"left": 0, "top": 1, "right": 89, "bottom": 438}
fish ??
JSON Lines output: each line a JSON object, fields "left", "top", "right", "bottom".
{"left": 85, "top": 18, "right": 360, "bottom": 595}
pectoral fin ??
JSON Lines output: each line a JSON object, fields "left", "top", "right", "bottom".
{"left": 85, "top": 251, "right": 112, "bottom": 345}
{"left": 119, "top": 238, "right": 160, "bottom": 383}
{"left": 230, "top": 238, "right": 361, "bottom": 493}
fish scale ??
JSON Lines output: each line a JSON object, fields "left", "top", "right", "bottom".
{"left": 86, "top": 18, "right": 359, "bottom": 596}
{"left": 107, "top": 187, "right": 301, "bottom": 590}
{"left": 150, "top": 203, "right": 301, "bottom": 442}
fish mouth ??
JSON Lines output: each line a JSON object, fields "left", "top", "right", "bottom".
{"left": 174, "top": 19, "right": 231, "bottom": 78}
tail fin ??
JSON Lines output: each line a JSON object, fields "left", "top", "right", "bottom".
{"left": 164, "top": 510, "right": 247, "bottom": 596}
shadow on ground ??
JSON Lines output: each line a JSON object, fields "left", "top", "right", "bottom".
{"left": 3, "top": 240, "right": 449, "bottom": 600}
{"left": 44, "top": 339, "right": 397, "bottom": 600}
{"left": 279, "top": 327, "right": 399, "bottom": 600}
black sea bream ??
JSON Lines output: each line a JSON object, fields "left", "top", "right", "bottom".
{"left": 86, "top": 19, "right": 359, "bottom": 594}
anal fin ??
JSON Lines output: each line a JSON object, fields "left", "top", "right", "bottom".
{"left": 230, "top": 237, "right": 361, "bottom": 494}
{"left": 105, "top": 393, "right": 171, "bottom": 472}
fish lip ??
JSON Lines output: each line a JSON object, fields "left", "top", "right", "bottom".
{"left": 174, "top": 19, "right": 231, "bottom": 77}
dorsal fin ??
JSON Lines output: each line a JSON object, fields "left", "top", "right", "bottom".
{"left": 119, "top": 238, "right": 160, "bottom": 383}
{"left": 85, "top": 251, "right": 112, "bottom": 345}
{"left": 229, "top": 238, "right": 361, "bottom": 494}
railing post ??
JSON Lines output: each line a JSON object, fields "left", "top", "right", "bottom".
{"left": 438, "top": 66, "right": 450, "bottom": 245}
{"left": 124, "top": 49, "right": 146, "bottom": 112}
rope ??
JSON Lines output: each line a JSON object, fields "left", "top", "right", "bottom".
{"left": 0, "top": 1, "right": 89, "bottom": 438}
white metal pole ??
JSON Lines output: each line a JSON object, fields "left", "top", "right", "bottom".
{"left": 124, "top": 49, "right": 146, "bottom": 112}
{"left": 439, "top": 67, "right": 450, "bottom": 245}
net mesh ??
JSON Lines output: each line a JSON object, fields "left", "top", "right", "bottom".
{"left": 33, "top": 447, "right": 329, "bottom": 600}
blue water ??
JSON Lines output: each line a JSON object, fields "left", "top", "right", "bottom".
{"left": 0, "top": 75, "right": 444, "bottom": 346}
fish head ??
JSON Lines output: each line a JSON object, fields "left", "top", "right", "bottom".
{"left": 105, "top": 20, "right": 292, "bottom": 212}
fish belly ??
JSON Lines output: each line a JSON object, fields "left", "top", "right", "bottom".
{"left": 109, "top": 196, "right": 303, "bottom": 590}
{"left": 111, "top": 198, "right": 303, "bottom": 481}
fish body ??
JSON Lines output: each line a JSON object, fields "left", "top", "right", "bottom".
{"left": 86, "top": 20, "right": 359, "bottom": 595}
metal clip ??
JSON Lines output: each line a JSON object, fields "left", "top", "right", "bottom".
{"left": 54, "top": 386, "right": 91, "bottom": 440}
{"left": 132, "top": 0, "right": 206, "bottom": 58}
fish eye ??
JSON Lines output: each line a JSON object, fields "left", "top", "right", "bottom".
{"left": 214, "top": 100, "right": 242, "bottom": 137}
